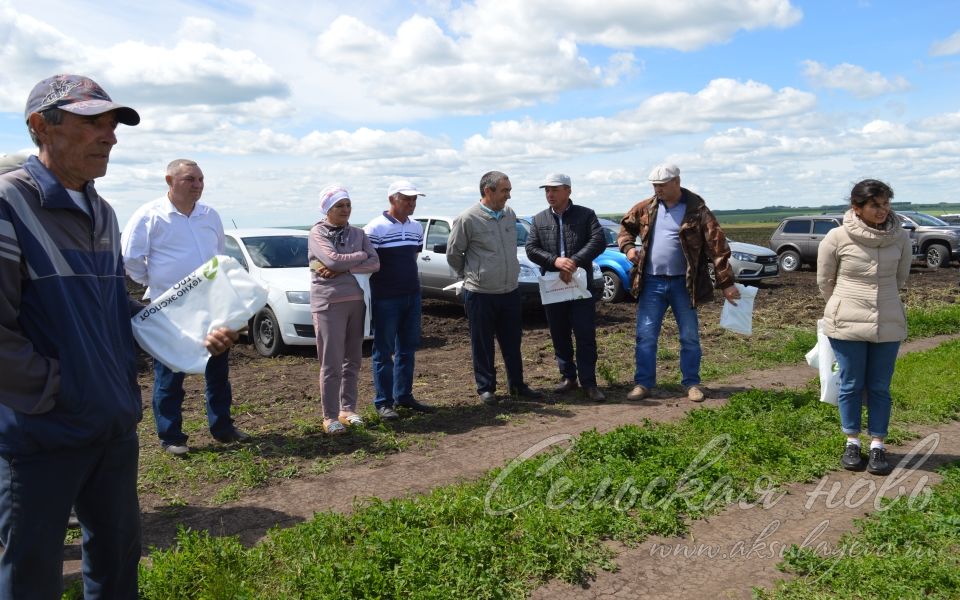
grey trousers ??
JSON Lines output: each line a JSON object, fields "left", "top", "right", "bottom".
{"left": 312, "top": 299, "right": 365, "bottom": 420}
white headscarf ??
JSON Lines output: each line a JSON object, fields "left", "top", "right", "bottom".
{"left": 319, "top": 183, "right": 350, "bottom": 216}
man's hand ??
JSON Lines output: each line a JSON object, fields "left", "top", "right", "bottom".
{"left": 554, "top": 257, "right": 576, "bottom": 283}
{"left": 722, "top": 285, "right": 741, "bottom": 306}
{"left": 205, "top": 327, "right": 239, "bottom": 356}
{"left": 626, "top": 247, "right": 640, "bottom": 264}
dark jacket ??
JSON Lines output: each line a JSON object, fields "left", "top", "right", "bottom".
{"left": 617, "top": 188, "right": 734, "bottom": 307}
{"left": 0, "top": 156, "right": 142, "bottom": 455}
{"left": 525, "top": 202, "right": 606, "bottom": 289}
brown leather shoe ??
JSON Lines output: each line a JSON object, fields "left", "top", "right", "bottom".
{"left": 687, "top": 385, "right": 705, "bottom": 402}
{"left": 554, "top": 378, "right": 578, "bottom": 393}
{"left": 627, "top": 384, "right": 649, "bottom": 401}
{"left": 584, "top": 386, "right": 605, "bottom": 402}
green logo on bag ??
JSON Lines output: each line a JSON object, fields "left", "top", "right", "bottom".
{"left": 202, "top": 256, "right": 219, "bottom": 281}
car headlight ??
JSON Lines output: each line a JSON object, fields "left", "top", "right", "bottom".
{"left": 730, "top": 251, "right": 757, "bottom": 262}
{"left": 518, "top": 264, "right": 540, "bottom": 281}
{"left": 285, "top": 291, "right": 311, "bottom": 304}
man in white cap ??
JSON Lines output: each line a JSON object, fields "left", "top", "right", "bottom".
{"left": 525, "top": 173, "right": 607, "bottom": 401}
{"left": 363, "top": 180, "right": 434, "bottom": 419}
{"left": 617, "top": 163, "right": 739, "bottom": 403}
{"left": 0, "top": 74, "right": 236, "bottom": 598}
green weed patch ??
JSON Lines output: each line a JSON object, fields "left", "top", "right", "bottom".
{"left": 136, "top": 339, "right": 960, "bottom": 599}
{"left": 757, "top": 464, "right": 960, "bottom": 599}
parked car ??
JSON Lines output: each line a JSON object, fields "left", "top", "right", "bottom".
{"left": 895, "top": 211, "right": 960, "bottom": 268}
{"left": 770, "top": 214, "right": 921, "bottom": 272}
{"left": 223, "top": 228, "right": 317, "bottom": 357}
{"left": 414, "top": 215, "right": 601, "bottom": 304}
{"left": 939, "top": 213, "right": 960, "bottom": 225}
{"left": 596, "top": 218, "right": 634, "bottom": 302}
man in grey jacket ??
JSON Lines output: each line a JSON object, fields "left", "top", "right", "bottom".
{"left": 446, "top": 171, "right": 542, "bottom": 405}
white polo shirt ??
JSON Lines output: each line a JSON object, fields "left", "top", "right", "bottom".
{"left": 121, "top": 196, "right": 225, "bottom": 299}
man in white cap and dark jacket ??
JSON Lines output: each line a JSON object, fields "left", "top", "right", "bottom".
{"left": 525, "top": 173, "right": 607, "bottom": 401}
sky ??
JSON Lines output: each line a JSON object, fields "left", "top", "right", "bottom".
{"left": 2, "top": 0, "right": 959, "bottom": 228}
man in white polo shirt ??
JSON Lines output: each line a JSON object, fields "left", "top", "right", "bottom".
{"left": 122, "top": 159, "right": 249, "bottom": 455}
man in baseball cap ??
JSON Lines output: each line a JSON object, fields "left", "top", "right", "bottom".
{"left": 0, "top": 74, "right": 234, "bottom": 598}
{"left": 617, "top": 163, "right": 739, "bottom": 405}
{"left": 525, "top": 173, "right": 607, "bottom": 401}
{"left": 363, "top": 180, "right": 435, "bottom": 419}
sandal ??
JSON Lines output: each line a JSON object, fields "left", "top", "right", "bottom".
{"left": 338, "top": 413, "right": 365, "bottom": 427}
{"left": 323, "top": 419, "right": 347, "bottom": 435}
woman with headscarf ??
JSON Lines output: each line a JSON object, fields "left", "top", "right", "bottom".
{"left": 817, "top": 179, "right": 911, "bottom": 475}
{"left": 309, "top": 184, "right": 380, "bottom": 434}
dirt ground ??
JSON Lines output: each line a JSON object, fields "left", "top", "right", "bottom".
{"left": 65, "top": 264, "right": 960, "bottom": 594}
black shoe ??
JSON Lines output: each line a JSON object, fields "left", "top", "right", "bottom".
{"left": 553, "top": 378, "right": 578, "bottom": 393}
{"left": 840, "top": 443, "right": 865, "bottom": 471}
{"left": 395, "top": 398, "right": 436, "bottom": 413}
{"left": 376, "top": 405, "right": 400, "bottom": 420}
{"left": 867, "top": 447, "right": 892, "bottom": 475}
{"left": 509, "top": 385, "right": 544, "bottom": 400}
{"left": 213, "top": 429, "right": 251, "bottom": 444}
{"left": 584, "top": 386, "right": 605, "bottom": 402}
{"left": 479, "top": 391, "right": 498, "bottom": 406}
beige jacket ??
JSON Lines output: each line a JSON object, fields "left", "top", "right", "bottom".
{"left": 817, "top": 209, "right": 911, "bottom": 342}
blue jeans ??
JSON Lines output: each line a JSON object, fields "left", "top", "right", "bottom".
{"left": 464, "top": 288, "right": 525, "bottom": 394}
{"left": 152, "top": 350, "right": 234, "bottom": 444}
{"left": 0, "top": 434, "right": 141, "bottom": 599}
{"left": 634, "top": 275, "right": 701, "bottom": 388}
{"left": 828, "top": 338, "right": 899, "bottom": 438}
{"left": 372, "top": 293, "right": 422, "bottom": 408}
{"left": 544, "top": 293, "right": 598, "bottom": 386}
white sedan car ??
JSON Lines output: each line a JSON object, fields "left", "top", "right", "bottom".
{"left": 223, "top": 228, "right": 316, "bottom": 357}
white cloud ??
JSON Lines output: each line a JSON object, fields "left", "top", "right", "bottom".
{"left": 0, "top": 1, "right": 288, "bottom": 112}
{"left": 930, "top": 30, "right": 960, "bottom": 56}
{"left": 176, "top": 16, "right": 220, "bottom": 44}
{"left": 311, "top": 1, "right": 798, "bottom": 112}
{"left": 802, "top": 60, "right": 909, "bottom": 98}
{"left": 463, "top": 79, "right": 816, "bottom": 161}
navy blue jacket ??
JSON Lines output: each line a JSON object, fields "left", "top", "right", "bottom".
{"left": 0, "top": 156, "right": 141, "bottom": 455}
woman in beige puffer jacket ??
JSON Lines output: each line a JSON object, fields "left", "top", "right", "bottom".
{"left": 816, "top": 179, "right": 912, "bottom": 476}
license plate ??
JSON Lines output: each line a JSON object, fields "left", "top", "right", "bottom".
{"left": 763, "top": 264, "right": 777, "bottom": 273}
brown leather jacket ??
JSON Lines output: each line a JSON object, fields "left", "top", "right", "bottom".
{"left": 617, "top": 188, "right": 734, "bottom": 307}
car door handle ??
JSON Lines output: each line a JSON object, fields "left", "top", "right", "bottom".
{"left": 422, "top": 255, "right": 431, "bottom": 261}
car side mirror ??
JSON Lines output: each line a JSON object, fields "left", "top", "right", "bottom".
{"left": 432, "top": 243, "right": 447, "bottom": 253}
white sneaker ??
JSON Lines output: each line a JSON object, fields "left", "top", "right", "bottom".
{"left": 686, "top": 385, "right": 705, "bottom": 402}
{"left": 162, "top": 442, "right": 189, "bottom": 456}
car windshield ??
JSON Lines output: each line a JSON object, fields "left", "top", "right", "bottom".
{"left": 242, "top": 235, "right": 309, "bottom": 268}
{"left": 906, "top": 213, "right": 949, "bottom": 227}
{"left": 602, "top": 225, "right": 618, "bottom": 246}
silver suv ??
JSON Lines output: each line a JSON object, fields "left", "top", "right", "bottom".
{"left": 770, "top": 215, "right": 919, "bottom": 272}
{"left": 895, "top": 211, "right": 960, "bottom": 268}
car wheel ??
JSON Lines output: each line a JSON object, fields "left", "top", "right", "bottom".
{"left": 778, "top": 250, "right": 801, "bottom": 272}
{"left": 925, "top": 243, "right": 950, "bottom": 269}
{"left": 601, "top": 270, "right": 625, "bottom": 303}
{"left": 252, "top": 307, "right": 287, "bottom": 357}
{"left": 707, "top": 263, "right": 717, "bottom": 284}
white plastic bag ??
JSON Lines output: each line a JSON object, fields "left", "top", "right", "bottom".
{"left": 353, "top": 273, "right": 372, "bottom": 338}
{"left": 538, "top": 268, "right": 592, "bottom": 305}
{"left": 805, "top": 318, "right": 840, "bottom": 405}
{"left": 132, "top": 255, "right": 268, "bottom": 373}
{"left": 719, "top": 283, "right": 758, "bottom": 335}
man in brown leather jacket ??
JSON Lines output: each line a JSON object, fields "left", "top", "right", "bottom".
{"left": 617, "top": 164, "right": 740, "bottom": 403}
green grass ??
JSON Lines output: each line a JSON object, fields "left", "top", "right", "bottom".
{"left": 135, "top": 340, "right": 960, "bottom": 599}
{"left": 756, "top": 463, "right": 960, "bottom": 599}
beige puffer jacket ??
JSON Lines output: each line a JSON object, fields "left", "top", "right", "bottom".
{"left": 816, "top": 209, "right": 912, "bottom": 342}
